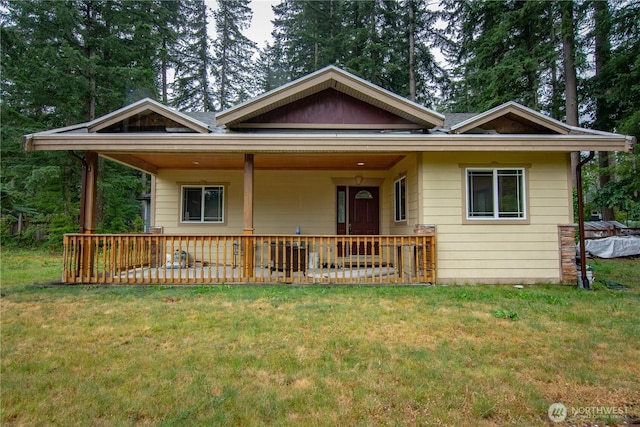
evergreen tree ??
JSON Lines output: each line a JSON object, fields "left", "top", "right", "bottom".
{"left": 255, "top": 42, "right": 290, "bottom": 92}
{"left": 170, "top": 0, "right": 215, "bottom": 111}
{"left": 404, "top": 0, "right": 447, "bottom": 107}
{"left": 212, "top": 0, "right": 257, "bottom": 110}
{"left": 590, "top": 0, "right": 640, "bottom": 221}
{"left": 264, "top": 0, "right": 444, "bottom": 106}
{"left": 340, "top": 0, "right": 384, "bottom": 84}
{"left": 156, "top": 0, "right": 181, "bottom": 103}
{"left": 592, "top": 0, "right": 614, "bottom": 220}
{"left": 1, "top": 0, "right": 160, "bottom": 244}
{"left": 1, "top": 0, "right": 90, "bottom": 126}
{"left": 559, "top": 0, "right": 581, "bottom": 185}
{"left": 441, "top": 0, "right": 557, "bottom": 112}
{"left": 267, "top": 0, "right": 299, "bottom": 83}
{"left": 605, "top": 0, "right": 640, "bottom": 138}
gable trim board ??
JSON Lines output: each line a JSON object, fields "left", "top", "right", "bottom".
{"left": 451, "top": 101, "right": 572, "bottom": 134}
{"left": 25, "top": 98, "right": 212, "bottom": 138}
{"left": 89, "top": 98, "right": 211, "bottom": 134}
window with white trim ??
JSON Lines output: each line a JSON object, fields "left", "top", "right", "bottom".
{"left": 466, "top": 168, "right": 525, "bottom": 219}
{"left": 181, "top": 185, "right": 224, "bottom": 223}
{"left": 394, "top": 176, "right": 407, "bottom": 222}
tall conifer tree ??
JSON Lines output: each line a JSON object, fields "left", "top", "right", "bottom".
{"left": 170, "top": 0, "right": 214, "bottom": 111}
{"left": 1, "top": 0, "right": 160, "bottom": 241}
{"left": 263, "top": 0, "right": 444, "bottom": 105}
{"left": 590, "top": 0, "right": 640, "bottom": 220}
{"left": 212, "top": 0, "right": 257, "bottom": 110}
{"left": 441, "top": 0, "right": 556, "bottom": 111}
{"left": 156, "top": 0, "right": 181, "bottom": 103}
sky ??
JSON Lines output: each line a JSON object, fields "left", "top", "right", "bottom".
{"left": 246, "top": 0, "right": 279, "bottom": 48}
{"left": 206, "top": 0, "right": 279, "bottom": 49}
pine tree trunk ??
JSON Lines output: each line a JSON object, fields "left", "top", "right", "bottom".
{"left": 549, "top": 6, "right": 562, "bottom": 120}
{"left": 561, "top": 1, "right": 579, "bottom": 186}
{"left": 85, "top": 2, "right": 97, "bottom": 121}
{"left": 314, "top": 41, "right": 319, "bottom": 70}
{"left": 219, "top": 11, "right": 228, "bottom": 110}
{"left": 408, "top": 0, "right": 416, "bottom": 101}
{"left": 162, "top": 38, "right": 168, "bottom": 103}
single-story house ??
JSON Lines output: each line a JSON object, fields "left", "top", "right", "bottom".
{"left": 24, "top": 66, "right": 635, "bottom": 285}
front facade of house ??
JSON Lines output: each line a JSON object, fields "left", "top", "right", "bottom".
{"left": 25, "top": 66, "right": 634, "bottom": 285}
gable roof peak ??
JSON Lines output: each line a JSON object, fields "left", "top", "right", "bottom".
{"left": 451, "top": 101, "right": 573, "bottom": 135}
{"left": 86, "top": 97, "right": 211, "bottom": 134}
{"left": 216, "top": 66, "right": 445, "bottom": 129}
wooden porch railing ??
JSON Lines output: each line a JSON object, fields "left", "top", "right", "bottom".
{"left": 63, "top": 234, "right": 435, "bottom": 285}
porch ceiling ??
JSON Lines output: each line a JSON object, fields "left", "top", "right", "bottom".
{"left": 104, "top": 152, "right": 405, "bottom": 173}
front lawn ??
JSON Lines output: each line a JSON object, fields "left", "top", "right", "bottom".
{"left": 1, "top": 250, "right": 638, "bottom": 426}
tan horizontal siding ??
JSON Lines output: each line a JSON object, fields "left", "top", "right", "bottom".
{"left": 440, "top": 231, "right": 557, "bottom": 243}
{"left": 384, "top": 154, "right": 418, "bottom": 235}
{"left": 254, "top": 171, "right": 336, "bottom": 234}
{"left": 421, "top": 152, "right": 571, "bottom": 284}
{"left": 436, "top": 270, "right": 560, "bottom": 284}
{"left": 155, "top": 170, "right": 244, "bottom": 234}
{"left": 438, "top": 246, "right": 558, "bottom": 263}
{"left": 155, "top": 169, "right": 393, "bottom": 236}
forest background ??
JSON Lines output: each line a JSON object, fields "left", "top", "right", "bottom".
{"left": 1, "top": 0, "right": 638, "bottom": 249}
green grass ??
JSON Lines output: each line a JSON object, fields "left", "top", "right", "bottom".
{"left": 0, "top": 249, "right": 62, "bottom": 286}
{"left": 1, "top": 249, "right": 639, "bottom": 426}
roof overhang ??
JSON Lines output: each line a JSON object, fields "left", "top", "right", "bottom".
{"left": 25, "top": 132, "right": 633, "bottom": 153}
{"left": 24, "top": 131, "right": 635, "bottom": 176}
{"left": 215, "top": 66, "right": 445, "bottom": 129}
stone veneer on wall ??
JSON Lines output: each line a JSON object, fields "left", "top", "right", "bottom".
{"left": 558, "top": 225, "right": 578, "bottom": 285}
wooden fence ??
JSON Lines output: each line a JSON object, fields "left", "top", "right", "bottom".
{"left": 63, "top": 234, "right": 435, "bottom": 285}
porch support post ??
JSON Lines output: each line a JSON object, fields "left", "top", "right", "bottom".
{"left": 82, "top": 151, "right": 99, "bottom": 234}
{"left": 243, "top": 154, "right": 255, "bottom": 278}
{"left": 79, "top": 151, "right": 99, "bottom": 281}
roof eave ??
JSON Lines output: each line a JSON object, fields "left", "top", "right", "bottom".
{"left": 25, "top": 133, "right": 631, "bottom": 154}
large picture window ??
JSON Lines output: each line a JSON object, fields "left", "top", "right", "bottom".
{"left": 181, "top": 185, "right": 224, "bottom": 223}
{"left": 466, "top": 168, "right": 525, "bottom": 220}
{"left": 394, "top": 176, "right": 407, "bottom": 222}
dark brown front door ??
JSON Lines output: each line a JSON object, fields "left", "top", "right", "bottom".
{"left": 337, "top": 186, "right": 380, "bottom": 256}
{"left": 349, "top": 186, "right": 379, "bottom": 235}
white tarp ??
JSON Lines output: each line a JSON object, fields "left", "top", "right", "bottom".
{"left": 583, "top": 236, "right": 640, "bottom": 258}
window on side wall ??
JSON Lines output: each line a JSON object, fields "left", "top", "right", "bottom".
{"left": 394, "top": 175, "right": 407, "bottom": 222}
{"left": 181, "top": 185, "right": 224, "bottom": 223}
{"left": 466, "top": 168, "right": 526, "bottom": 220}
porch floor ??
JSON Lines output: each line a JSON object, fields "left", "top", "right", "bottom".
{"left": 116, "top": 265, "right": 403, "bottom": 283}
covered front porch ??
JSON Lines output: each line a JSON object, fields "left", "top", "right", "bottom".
{"left": 63, "top": 233, "right": 436, "bottom": 285}
{"left": 67, "top": 148, "right": 428, "bottom": 285}
{"left": 56, "top": 137, "right": 431, "bottom": 285}
{"left": 26, "top": 69, "right": 447, "bottom": 285}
